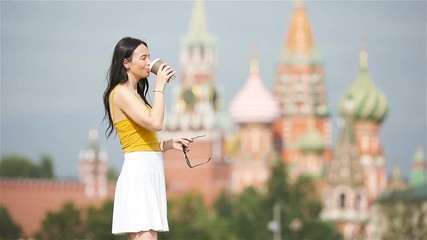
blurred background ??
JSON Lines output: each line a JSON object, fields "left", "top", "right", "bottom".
{"left": 1, "top": 0, "right": 426, "bottom": 239}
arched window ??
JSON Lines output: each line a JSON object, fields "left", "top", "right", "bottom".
{"left": 355, "top": 194, "right": 361, "bottom": 210}
{"left": 339, "top": 193, "right": 346, "bottom": 209}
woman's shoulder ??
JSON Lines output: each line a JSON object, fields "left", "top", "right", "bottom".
{"left": 112, "top": 85, "right": 142, "bottom": 108}
{"left": 112, "top": 85, "right": 130, "bottom": 98}
{"left": 110, "top": 85, "right": 129, "bottom": 106}
{"left": 113, "top": 84, "right": 127, "bottom": 92}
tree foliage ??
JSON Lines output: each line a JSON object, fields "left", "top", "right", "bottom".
{"left": 38, "top": 155, "right": 55, "bottom": 178}
{"left": 265, "top": 160, "right": 343, "bottom": 240}
{"left": 161, "top": 191, "right": 229, "bottom": 240}
{"left": 0, "top": 154, "right": 55, "bottom": 178}
{"left": 107, "top": 167, "right": 119, "bottom": 181}
{"left": 38, "top": 202, "right": 85, "bottom": 240}
{"left": 161, "top": 159, "right": 342, "bottom": 240}
{"left": 85, "top": 200, "right": 126, "bottom": 240}
{"left": 37, "top": 200, "right": 126, "bottom": 240}
{"left": 28, "top": 159, "right": 344, "bottom": 240}
{"left": 0, "top": 206, "right": 22, "bottom": 239}
{"left": 229, "top": 187, "right": 270, "bottom": 240}
{"left": 380, "top": 200, "right": 427, "bottom": 240}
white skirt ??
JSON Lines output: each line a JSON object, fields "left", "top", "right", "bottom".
{"left": 112, "top": 151, "right": 169, "bottom": 235}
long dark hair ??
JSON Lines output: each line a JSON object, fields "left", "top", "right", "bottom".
{"left": 103, "top": 37, "right": 151, "bottom": 139}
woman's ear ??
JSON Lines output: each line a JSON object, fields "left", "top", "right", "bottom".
{"left": 123, "top": 58, "right": 130, "bottom": 69}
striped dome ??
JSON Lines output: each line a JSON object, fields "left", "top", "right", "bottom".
{"left": 229, "top": 57, "right": 280, "bottom": 123}
{"left": 339, "top": 51, "right": 388, "bottom": 123}
{"left": 298, "top": 127, "right": 325, "bottom": 155}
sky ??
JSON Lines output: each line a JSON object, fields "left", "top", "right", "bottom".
{"left": 1, "top": 0, "right": 426, "bottom": 179}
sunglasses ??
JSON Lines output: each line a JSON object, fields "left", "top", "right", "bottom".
{"left": 182, "top": 135, "right": 211, "bottom": 168}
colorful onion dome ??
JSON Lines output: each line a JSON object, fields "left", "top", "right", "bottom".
{"left": 339, "top": 50, "right": 389, "bottom": 123}
{"left": 229, "top": 56, "right": 280, "bottom": 123}
{"left": 298, "top": 118, "right": 325, "bottom": 155}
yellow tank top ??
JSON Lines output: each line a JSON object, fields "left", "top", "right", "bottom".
{"left": 110, "top": 86, "right": 160, "bottom": 153}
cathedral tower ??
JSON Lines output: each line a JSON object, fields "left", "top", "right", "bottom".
{"left": 78, "top": 129, "right": 108, "bottom": 198}
{"left": 161, "top": 0, "right": 228, "bottom": 204}
{"left": 273, "top": 0, "right": 332, "bottom": 178}
{"left": 229, "top": 53, "right": 280, "bottom": 193}
{"left": 165, "top": 0, "right": 220, "bottom": 132}
{"left": 321, "top": 100, "right": 368, "bottom": 240}
{"left": 296, "top": 116, "right": 326, "bottom": 178}
{"left": 339, "top": 47, "right": 389, "bottom": 202}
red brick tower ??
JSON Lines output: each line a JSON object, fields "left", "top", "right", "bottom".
{"left": 78, "top": 129, "right": 108, "bottom": 198}
{"left": 273, "top": 0, "right": 332, "bottom": 179}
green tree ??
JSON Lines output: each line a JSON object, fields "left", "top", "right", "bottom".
{"left": 0, "top": 155, "right": 39, "bottom": 177}
{"left": 0, "top": 154, "right": 55, "bottom": 178}
{"left": 39, "top": 202, "right": 85, "bottom": 240}
{"left": 107, "top": 167, "right": 119, "bottom": 181}
{"left": 84, "top": 199, "right": 126, "bottom": 240}
{"left": 0, "top": 206, "right": 22, "bottom": 239}
{"left": 161, "top": 191, "right": 232, "bottom": 240}
{"left": 38, "top": 154, "right": 55, "bottom": 178}
{"left": 264, "top": 160, "right": 342, "bottom": 240}
{"left": 214, "top": 189, "right": 233, "bottom": 219}
{"left": 287, "top": 175, "right": 342, "bottom": 239}
{"left": 381, "top": 200, "right": 427, "bottom": 240}
{"left": 230, "top": 187, "right": 270, "bottom": 240}
{"left": 266, "top": 158, "right": 291, "bottom": 206}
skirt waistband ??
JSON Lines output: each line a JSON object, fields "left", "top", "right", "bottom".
{"left": 124, "top": 151, "right": 162, "bottom": 160}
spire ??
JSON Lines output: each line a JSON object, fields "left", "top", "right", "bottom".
{"left": 338, "top": 98, "right": 356, "bottom": 145}
{"left": 388, "top": 163, "right": 406, "bottom": 190}
{"left": 414, "top": 145, "right": 426, "bottom": 163}
{"left": 249, "top": 45, "right": 260, "bottom": 75}
{"left": 359, "top": 36, "right": 368, "bottom": 69}
{"left": 78, "top": 129, "right": 107, "bottom": 162}
{"left": 89, "top": 129, "right": 98, "bottom": 142}
{"left": 409, "top": 146, "right": 427, "bottom": 187}
{"left": 294, "top": 0, "right": 305, "bottom": 8}
{"left": 285, "top": 0, "right": 314, "bottom": 56}
{"left": 184, "top": 0, "right": 214, "bottom": 46}
{"left": 392, "top": 165, "right": 402, "bottom": 182}
{"left": 229, "top": 49, "right": 280, "bottom": 123}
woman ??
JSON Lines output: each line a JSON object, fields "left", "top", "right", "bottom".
{"left": 103, "top": 37, "right": 193, "bottom": 240}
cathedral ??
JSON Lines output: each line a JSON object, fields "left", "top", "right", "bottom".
{"left": 158, "top": 0, "right": 422, "bottom": 239}
{"left": 1, "top": 0, "right": 425, "bottom": 239}
{"left": 160, "top": 0, "right": 389, "bottom": 203}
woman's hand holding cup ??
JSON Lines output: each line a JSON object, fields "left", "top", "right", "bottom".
{"left": 150, "top": 58, "right": 176, "bottom": 90}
